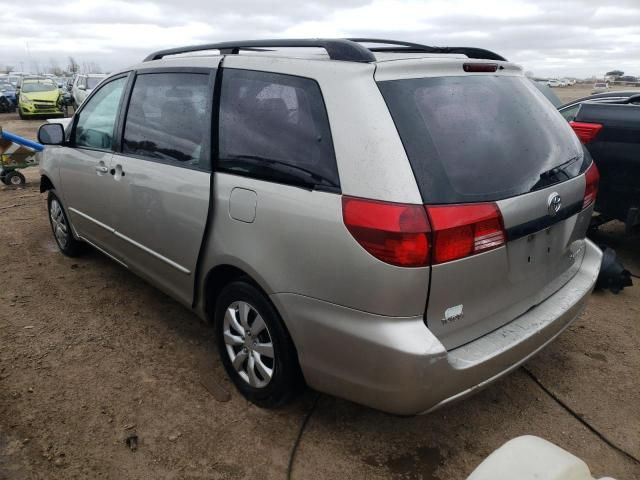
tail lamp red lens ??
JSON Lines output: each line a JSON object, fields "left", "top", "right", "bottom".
{"left": 569, "top": 121, "right": 603, "bottom": 144}
{"left": 426, "top": 203, "right": 505, "bottom": 264}
{"left": 342, "top": 197, "right": 431, "bottom": 267}
{"left": 583, "top": 161, "right": 599, "bottom": 209}
{"left": 342, "top": 197, "right": 506, "bottom": 267}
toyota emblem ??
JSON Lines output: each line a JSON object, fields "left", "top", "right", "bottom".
{"left": 547, "top": 192, "right": 562, "bottom": 217}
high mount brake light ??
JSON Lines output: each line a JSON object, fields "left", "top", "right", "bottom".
{"left": 583, "top": 161, "right": 599, "bottom": 209}
{"left": 569, "top": 121, "right": 603, "bottom": 144}
{"left": 342, "top": 197, "right": 506, "bottom": 267}
{"left": 463, "top": 63, "right": 498, "bottom": 73}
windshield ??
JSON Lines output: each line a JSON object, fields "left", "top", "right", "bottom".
{"left": 21, "top": 80, "right": 58, "bottom": 93}
{"left": 378, "top": 75, "right": 586, "bottom": 203}
{"left": 87, "top": 77, "right": 103, "bottom": 89}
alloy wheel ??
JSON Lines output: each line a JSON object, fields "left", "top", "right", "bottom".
{"left": 222, "top": 301, "right": 275, "bottom": 388}
{"left": 49, "top": 199, "right": 69, "bottom": 249}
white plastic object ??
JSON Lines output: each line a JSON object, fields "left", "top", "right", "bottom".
{"left": 467, "top": 436, "right": 615, "bottom": 480}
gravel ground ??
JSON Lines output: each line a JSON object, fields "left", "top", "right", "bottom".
{"left": 1, "top": 85, "right": 639, "bottom": 479}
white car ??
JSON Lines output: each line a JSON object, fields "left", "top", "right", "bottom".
{"left": 71, "top": 74, "right": 106, "bottom": 107}
{"left": 547, "top": 79, "right": 562, "bottom": 87}
{"left": 592, "top": 82, "right": 609, "bottom": 94}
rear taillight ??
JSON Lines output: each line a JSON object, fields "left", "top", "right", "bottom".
{"left": 583, "top": 161, "right": 599, "bottom": 209}
{"left": 426, "top": 203, "right": 506, "bottom": 264}
{"left": 342, "top": 197, "right": 506, "bottom": 267}
{"left": 569, "top": 121, "right": 603, "bottom": 144}
{"left": 342, "top": 197, "right": 431, "bottom": 267}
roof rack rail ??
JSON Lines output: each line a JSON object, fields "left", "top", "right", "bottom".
{"left": 143, "top": 38, "right": 507, "bottom": 63}
{"left": 143, "top": 39, "right": 377, "bottom": 63}
{"left": 346, "top": 38, "right": 507, "bottom": 61}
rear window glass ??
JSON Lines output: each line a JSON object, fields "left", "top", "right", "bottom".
{"left": 378, "top": 75, "right": 586, "bottom": 203}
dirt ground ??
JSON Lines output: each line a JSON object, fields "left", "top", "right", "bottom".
{"left": 553, "top": 84, "right": 640, "bottom": 104}
{"left": 1, "top": 85, "right": 640, "bottom": 479}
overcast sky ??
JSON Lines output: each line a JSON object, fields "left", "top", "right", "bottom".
{"left": 1, "top": 0, "right": 638, "bottom": 77}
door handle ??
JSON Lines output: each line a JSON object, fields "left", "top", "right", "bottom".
{"left": 95, "top": 165, "right": 109, "bottom": 174}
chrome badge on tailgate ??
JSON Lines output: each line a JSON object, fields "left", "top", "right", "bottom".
{"left": 442, "top": 304, "right": 464, "bottom": 325}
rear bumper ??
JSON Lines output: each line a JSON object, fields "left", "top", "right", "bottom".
{"left": 271, "top": 239, "right": 602, "bottom": 415}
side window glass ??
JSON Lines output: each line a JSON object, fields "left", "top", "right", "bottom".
{"left": 560, "top": 104, "right": 580, "bottom": 121}
{"left": 74, "top": 76, "right": 126, "bottom": 150}
{"left": 219, "top": 69, "right": 339, "bottom": 189}
{"left": 122, "top": 72, "right": 210, "bottom": 168}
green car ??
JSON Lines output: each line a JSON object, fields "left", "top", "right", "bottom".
{"left": 18, "top": 78, "right": 64, "bottom": 119}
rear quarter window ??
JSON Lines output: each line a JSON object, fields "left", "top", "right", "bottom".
{"left": 378, "top": 75, "right": 585, "bottom": 204}
{"left": 218, "top": 69, "right": 339, "bottom": 189}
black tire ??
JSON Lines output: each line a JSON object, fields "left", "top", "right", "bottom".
{"left": 5, "top": 170, "right": 25, "bottom": 186}
{"left": 47, "top": 191, "right": 84, "bottom": 257}
{"left": 215, "top": 280, "right": 303, "bottom": 407}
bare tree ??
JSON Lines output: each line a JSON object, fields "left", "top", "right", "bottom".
{"left": 88, "top": 62, "right": 103, "bottom": 74}
{"left": 3, "top": 65, "right": 15, "bottom": 74}
{"left": 49, "top": 58, "right": 64, "bottom": 76}
{"left": 68, "top": 56, "right": 79, "bottom": 74}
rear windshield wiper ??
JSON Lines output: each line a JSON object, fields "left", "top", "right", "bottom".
{"left": 219, "top": 154, "right": 339, "bottom": 190}
{"left": 530, "top": 156, "right": 580, "bottom": 192}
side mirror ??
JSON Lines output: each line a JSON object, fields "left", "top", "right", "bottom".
{"left": 78, "top": 85, "right": 86, "bottom": 91}
{"left": 38, "top": 123, "right": 65, "bottom": 145}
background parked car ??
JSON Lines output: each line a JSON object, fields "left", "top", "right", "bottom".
{"left": 18, "top": 77, "right": 64, "bottom": 119}
{"left": 559, "top": 92, "right": 640, "bottom": 232}
{"left": 71, "top": 73, "right": 107, "bottom": 107}
{"left": 592, "top": 82, "right": 609, "bottom": 94}
{"left": 547, "top": 78, "right": 567, "bottom": 87}
{"left": 0, "top": 80, "right": 17, "bottom": 113}
{"left": 558, "top": 91, "right": 640, "bottom": 120}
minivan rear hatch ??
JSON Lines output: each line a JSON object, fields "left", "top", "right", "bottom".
{"left": 377, "top": 67, "right": 593, "bottom": 349}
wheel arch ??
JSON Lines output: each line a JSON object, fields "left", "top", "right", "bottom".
{"left": 203, "top": 264, "right": 268, "bottom": 324}
{"left": 202, "top": 261, "right": 303, "bottom": 356}
{"left": 40, "top": 174, "right": 55, "bottom": 193}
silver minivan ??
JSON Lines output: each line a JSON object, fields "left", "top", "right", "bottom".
{"left": 38, "top": 39, "right": 602, "bottom": 415}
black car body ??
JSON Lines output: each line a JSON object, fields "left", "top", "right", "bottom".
{"left": 560, "top": 92, "right": 640, "bottom": 231}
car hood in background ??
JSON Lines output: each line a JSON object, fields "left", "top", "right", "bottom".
{"left": 21, "top": 90, "right": 60, "bottom": 102}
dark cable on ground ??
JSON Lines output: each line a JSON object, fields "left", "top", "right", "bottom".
{"left": 522, "top": 366, "right": 640, "bottom": 465}
{"left": 286, "top": 370, "right": 640, "bottom": 479}
{"left": 287, "top": 392, "right": 321, "bottom": 480}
